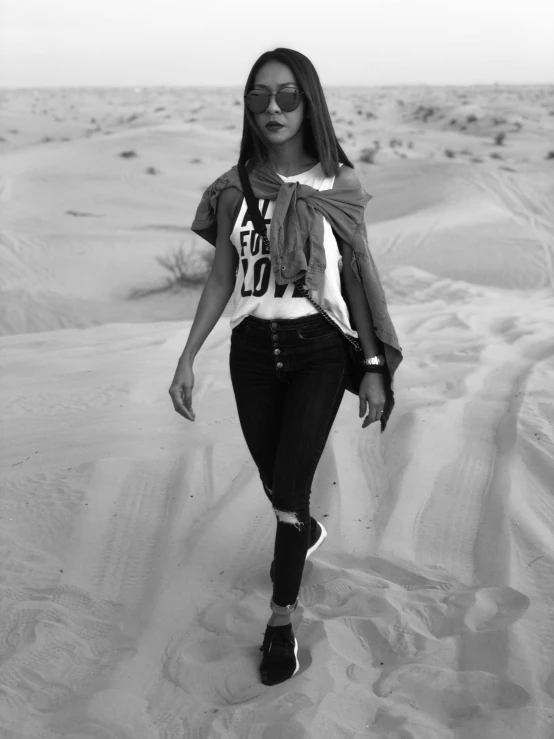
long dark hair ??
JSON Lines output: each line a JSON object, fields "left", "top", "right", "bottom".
{"left": 238, "top": 48, "right": 353, "bottom": 178}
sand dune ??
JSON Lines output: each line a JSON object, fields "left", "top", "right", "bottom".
{"left": 1, "top": 85, "right": 554, "bottom": 737}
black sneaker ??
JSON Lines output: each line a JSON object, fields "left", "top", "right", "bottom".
{"left": 259, "top": 623, "right": 299, "bottom": 685}
{"left": 270, "top": 518, "right": 327, "bottom": 582}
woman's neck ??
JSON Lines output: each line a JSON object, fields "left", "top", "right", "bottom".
{"left": 265, "top": 139, "right": 318, "bottom": 178}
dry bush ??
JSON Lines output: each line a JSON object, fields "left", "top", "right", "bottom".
{"left": 444, "top": 149, "right": 456, "bottom": 158}
{"left": 156, "top": 240, "right": 214, "bottom": 288}
{"left": 359, "top": 147, "right": 377, "bottom": 164}
{"left": 119, "top": 150, "right": 137, "bottom": 158}
{"left": 546, "top": 151, "right": 554, "bottom": 160}
{"left": 494, "top": 132, "right": 506, "bottom": 146}
{"left": 414, "top": 105, "right": 435, "bottom": 122}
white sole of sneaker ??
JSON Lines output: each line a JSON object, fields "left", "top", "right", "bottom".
{"left": 292, "top": 637, "right": 300, "bottom": 676}
{"left": 306, "top": 521, "right": 327, "bottom": 560}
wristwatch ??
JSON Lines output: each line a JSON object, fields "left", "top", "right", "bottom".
{"left": 362, "top": 354, "right": 386, "bottom": 373}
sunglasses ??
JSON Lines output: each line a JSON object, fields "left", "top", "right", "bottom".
{"left": 244, "top": 87, "right": 304, "bottom": 114}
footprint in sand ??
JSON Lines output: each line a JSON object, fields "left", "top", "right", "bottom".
{"left": 163, "top": 627, "right": 264, "bottom": 706}
{"left": 430, "top": 585, "right": 530, "bottom": 637}
{"left": 544, "top": 670, "right": 554, "bottom": 699}
{"left": 373, "top": 664, "right": 530, "bottom": 727}
{"left": 163, "top": 599, "right": 272, "bottom": 706}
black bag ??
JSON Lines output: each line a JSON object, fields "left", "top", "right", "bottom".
{"left": 236, "top": 161, "right": 366, "bottom": 397}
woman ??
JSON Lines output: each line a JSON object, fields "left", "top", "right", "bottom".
{"left": 169, "top": 48, "right": 403, "bottom": 686}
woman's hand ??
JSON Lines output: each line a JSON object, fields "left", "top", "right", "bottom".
{"left": 359, "top": 373, "right": 386, "bottom": 429}
{"left": 168, "top": 356, "right": 196, "bottom": 422}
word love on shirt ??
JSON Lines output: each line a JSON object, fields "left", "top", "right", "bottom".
{"left": 237, "top": 200, "right": 305, "bottom": 299}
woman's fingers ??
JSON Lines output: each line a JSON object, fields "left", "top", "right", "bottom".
{"left": 361, "top": 412, "right": 381, "bottom": 428}
{"left": 169, "top": 384, "right": 196, "bottom": 421}
{"left": 169, "top": 360, "right": 196, "bottom": 421}
{"left": 182, "top": 386, "right": 196, "bottom": 420}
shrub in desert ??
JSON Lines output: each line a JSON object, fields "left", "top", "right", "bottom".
{"left": 494, "top": 132, "right": 506, "bottom": 146}
{"left": 414, "top": 105, "right": 435, "bottom": 122}
{"left": 466, "top": 114, "right": 478, "bottom": 123}
{"left": 444, "top": 149, "right": 456, "bottom": 158}
{"left": 157, "top": 241, "right": 214, "bottom": 288}
{"left": 490, "top": 152, "right": 503, "bottom": 159}
{"left": 145, "top": 167, "right": 160, "bottom": 175}
{"left": 546, "top": 150, "right": 554, "bottom": 160}
{"left": 119, "top": 150, "right": 137, "bottom": 158}
{"left": 359, "top": 147, "right": 377, "bottom": 164}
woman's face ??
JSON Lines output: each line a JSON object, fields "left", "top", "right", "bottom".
{"left": 250, "top": 61, "right": 306, "bottom": 147}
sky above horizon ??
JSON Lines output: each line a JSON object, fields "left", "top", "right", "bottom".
{"left": 1, "top": 0, "right": 553, "bottom": 88}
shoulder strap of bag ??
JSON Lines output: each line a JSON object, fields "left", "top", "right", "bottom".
{"left": 237, "top": 161, "right": 268, "bottom": 237}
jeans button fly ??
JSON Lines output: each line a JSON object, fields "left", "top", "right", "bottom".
{"left": 274, "top": 348, "right": 281, "bottom": 355}
{"left": 276, "top": 362, "right": 283, "bottom": 368}
{"left": 272, "top": 334, "right": 279, "bottom": 342}
{"left": 271, "top": 322, "right": 278, "bottom": 329}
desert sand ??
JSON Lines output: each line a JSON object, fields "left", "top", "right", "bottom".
{"left": 1, "top": 85, "right": 554, "bottom": 738}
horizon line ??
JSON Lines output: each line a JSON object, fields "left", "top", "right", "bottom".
{"left": 1, "top": 81, "right": 553, "bottom": 91}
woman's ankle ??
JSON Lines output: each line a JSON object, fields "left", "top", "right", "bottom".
{"left": 268, "top": 613, "right": 291, "bottom": 627}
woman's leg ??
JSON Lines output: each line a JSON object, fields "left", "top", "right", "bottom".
{"left": 229, "top": 327, "right": 286, "bottom": 509}
{"left": 229, "top": 315, "right": 347, "bottom": 618}
{"left": 270, "top": 349, "right": 346, "bottom": 610}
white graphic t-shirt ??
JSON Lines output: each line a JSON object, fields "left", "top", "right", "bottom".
{"left": 229, "top": 162, "right": 358, "bottom": 338}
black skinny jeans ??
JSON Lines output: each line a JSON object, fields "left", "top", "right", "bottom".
{"left": 229, "top": 312, "right": 348, "bottom": 608}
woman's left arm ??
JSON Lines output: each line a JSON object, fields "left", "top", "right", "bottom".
{"left": 338, "top": 236, "right": 387, "bottom": 429}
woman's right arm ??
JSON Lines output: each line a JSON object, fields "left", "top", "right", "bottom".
{"left": 168, "top": 187, "right": 241, "bottom": 420}
{"left": 180, "top": 187, "right": 240, "bottom": 362}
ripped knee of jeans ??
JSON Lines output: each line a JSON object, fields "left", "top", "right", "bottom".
{"left": 274, "top": 508, "right": 304, "bottom": 531}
